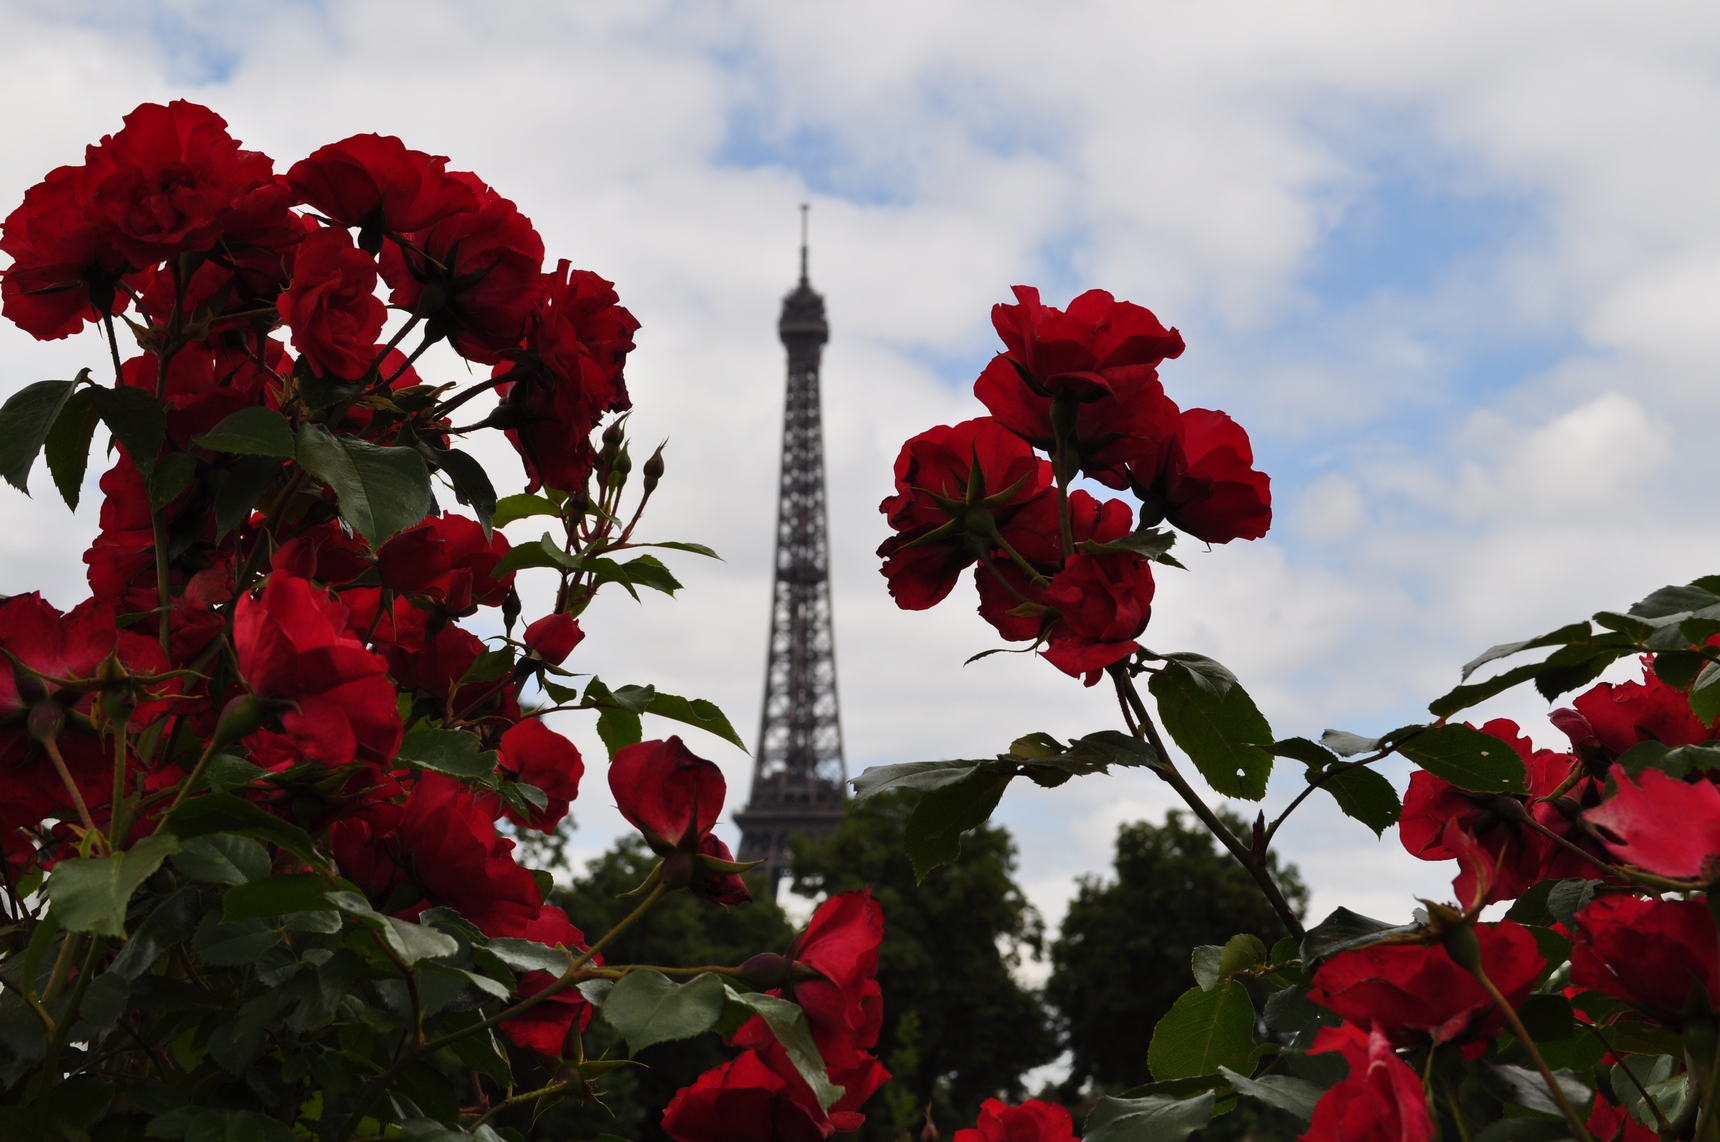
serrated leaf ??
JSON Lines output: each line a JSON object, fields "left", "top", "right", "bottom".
{"left": 396, "top": 728, "right": 499, "bottom": 778}
{"left": 161, "top": 792, "right": 326, "bottom": 871}
{"left": 171, "top": 834, "right": 270, "bottom": 887}
{"left": 147, "top": 451, "right": 198, "bottom": 510}
{"left": 190, "top": 406, "right": 296, "bottom": 457}
{"left": 1149, "top": 662, "right": 1274, "bottom": 800}
{"left": 722, "top": 986, "right": 843, "bottom": 1111}
{"left": 43, "top": 387, "right": 97, "bottom": 510}
{"left": 223, "top": 874, "right": 345, "bottom": 922}
{"left": 1397, "top": 723, "right": 1528, "bottom": 794}
{"left": 493, "top": 533, "right": 579, "bottom": 574}
{"left": 1271, "top": 737, "right": 1339, "bottom": 767}
{"left": 1084, "top": 1092, "right": 1215, "bottom": 1142}
{"left": 296, "top": 423, "right": 432, "bottom": 543}
{"left": 213, "top": 454, "right": 285, "bottom": 539}
{"left": 1460, "top": 621, "right": 1595, "bottom": 680}
{"left": 433, "top": 446, "right": 497, "bottom": 535}
{"left": 635, "top": 540, "right": 721, "bottom": 558}
{"left": 326, "top": 891, "right": 459, "bottom": 965}
{"left": 1299, "top": 907, "right": 1412, "bottom": 965}
{"left": 597, "top": 708, "right": 643, "bottom": 756}
{"left": 601, "top": 971, "right": 727, "bottom": 1053}
{"left": 1320, "top": 765, "right": 1402, "bottom": 836}
{"left": 851, "top": 760, "right": 983, "bottom": 801}
{"left": 1217, "top": 1066, "right": 1322, "bottom": 1121}
{"left": 46, "top": 834, "right": 181, "bottom": 938}
{"left": 0, "top": 377, "right": 82, "bottom": 492}
{"left": 494, "top": 493, "right": 559, "bottom": 527}
{"left": 87, "top": 382, "right": 166, "bottom": 477}
{"left": 192, "top": 914, "right": 281, "bottom": 965}
{"left": 488, "top": 937, "right": 575, "bottom": 975}
{"left": 1429, "top": 660, "right": 1552, "bottom": 719}
{"left": 904, "top": 766, "right": 1014, "bottom": 881}
{"left": 1147, "top": 981, "right": 1256, "bottom": 1081}
{"left": 645, "top": 692, "right": 746, "bottom": 751}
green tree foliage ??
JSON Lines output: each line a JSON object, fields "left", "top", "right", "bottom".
{"left": 1045, "top": 810, "right": 1308, "bottom": 1092}
{"left": 532, "top": 839, "right": 794, "bottom": 1142}
{"left": 790, "top": 791, "right": 1058, "bottom": 1140}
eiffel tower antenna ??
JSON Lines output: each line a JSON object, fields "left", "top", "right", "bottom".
{"left": 735, "top": 205, "right": 847, "bottom": 891}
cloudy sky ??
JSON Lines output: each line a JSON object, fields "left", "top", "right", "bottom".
{"left": 2, "top": 0, "right": 1717, "bottom": 940}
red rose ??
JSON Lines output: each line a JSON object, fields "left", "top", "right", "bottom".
{"left": 123, "top": 338, "right": 286, "bottom": 450}
{"left": 276, "top": 225, "right": 386, "bottom": 381}
{"left": 1584, "top": 767, "right": 1720, "bottom": 881}
{"left": 1400, "top": 719, "right": 1601, "bottom": 903}
{"left": 0, "top": 164, "right": 129, "bottom": 340}
{"left": 367, "top": 599, "right": 519, "bottom": 721}
{"left": 608, "top": 736, "right": 750, "bottom": 904}
{"left": 954, "top": 1099, "right": 1076, "bottom": 1142}
{"left": 662, "top": 1050, "right": 834, "bottom": 1142}
{"left": 1039, "top": 551, "right": 1155, "bottom": 683}
{"left": 1571, "top": 895, "right": 1719, "bottom": 1021}
{"left": 396, "top": 774, "right": 543, "bottom": 937}
{"left": 286, "top": 134, "right": 478, "bottom": 250}
{"left": 233, "top": 574, "right": 402, "bottom": 766}
{"left": 1129, "top": 408, "right": 1271, "bottom": 544}
{"left": 523, "top": 613, "right": 584, "bottom": 666}
{"left": 726, "top": 1020, "right": 889, "bottom": 1136}
{"left": 877, "top": 418, "right": 1055, "bottom": 611}
{"left": 495, "top": 718, "right": 584, "bottom": 831}
{"left": 374, "top": 512, "right": 514, "bottom": 612}
{"left": 974, "top": 490, "right": 1133, "bottom": 643}
{"left": 1302, "top": 1024, "right": 1434, "bottom": 1142}
{"left": 80, "top": 100, "right": 278, "bottom": 266}
{"left": 989, "top": 286, "right": 1184, "bottom": 402}
{"left": 379, "top": 172, "right": 544, "bottom": 364}
{"left": 498, "top": 904, "right": 600, "bottom": 1055}
{"left": 1569, "top": 664, "right": 1715, "bottom": 758}
{"left": 1588, "top": 1095, "right": 1657, "bottom": 1142}
{"left": 1306, "top": 922, "right": 1543, "bottom": 1053}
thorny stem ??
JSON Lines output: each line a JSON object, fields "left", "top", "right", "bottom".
{"left": 470, "top": 1080, "right": 572, "bottom": 1130}
{"left": 1109, "top": 665, "right": 1306, "bottom": 940}
{"left": 160, "top": 739, "right": 223, "bottom": 819}
{"left": 41, "top": 931, "right": 82, "bottom": 1004}
{"left": 41, "top": 736, "right": 103, "bottom": 851}
{"left": 1469, "top": 961, "right": 1594, "bottom": 1142}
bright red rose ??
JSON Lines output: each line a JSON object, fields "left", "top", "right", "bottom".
{"left": 1129, "top": 408, "right": 1271, "bottom": 543}
{"left": 608, "top": 737, "right": 750, "bottom": 904}
{"left": 523, "top": 613, "right": 583, "bottom": 665}
{"left": 495, "top": 718, "right": 583, "bottom": 831}
{"left": 1571, "top": 895, "right": 1719, "bottom": 1021}
{"left": 374, "top": 512, "right": 514, "bottom": 612}
{"left": 497, "top": 904, "right": 599, "bottom": 1055}
{"left": 738, "top": 889, "right": 886, "bottom": 1070}
{"left": 379, "top": 172, "right": 544, "bottom": 364}
{"left": 877, "top": 418, "right": 1056, "bottom": 611}
{"left": 276, "top": 225, "right": 386, "bottom": 380}
{"left": 1570, "top": 664, "right": 1715, "bottom": 759}
{"left": 1584, "top": 767, "right": 1720, "bottom": 881}
{"left": 1400, "top": 718, "right": 1600, "bottom": 904}
{"left": 79, "top": 100, "right": 278, "bottom": 265}
{"left": 0, "top": 164, "right": 129, "bottom": 340}
{"left": 1039, "top": 552, "right": 1155, "bottom": 684}
{"left": 233, "top": 574, "right": 402, "bottom": 766}
{"left": 973, "top": 490, "right": 1133, "bottom": 643}
{"left": 954, "top": 1099, "right": 1076, "bottom": 1142}
{"left": 662, "top": 1050, "right": 835, "bottom": 1142}
{"left": 1306, "top": 921, "right": 1543, "bottom": 1053}
{"left": 989, "top": 286, "right": 1184, "bottom": 402}
{"left": 396, "top": 774, "right": 543, "bottom": 937}
{"left": 726, "top": 1020, "right": 888, "bottom": 1136}
{"left": 1302, "top": 1024, "right": 1434, "bottom": 1142}
{"left": 286, "top": 134, "right": 477, "bottom": 250}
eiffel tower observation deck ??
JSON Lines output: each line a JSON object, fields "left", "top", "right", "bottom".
{"left": 734, "top": 208, "right": 848, "bottom": 891}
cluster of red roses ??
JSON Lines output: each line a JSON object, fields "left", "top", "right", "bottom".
{"left": 877, "top": 287, "right": 1271, "bottom": 683}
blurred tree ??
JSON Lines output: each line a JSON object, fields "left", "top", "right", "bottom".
{"left": 790, "top": 790, "right": 1059, "bottom": 1141}
{"left": 1045, "top": 810, "right": 1308, "bottom": 1093}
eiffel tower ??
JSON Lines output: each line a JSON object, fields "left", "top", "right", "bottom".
{"left": 734, "top": 207, "right": 847, "bottom": 891}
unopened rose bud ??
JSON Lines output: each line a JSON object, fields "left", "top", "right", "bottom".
{"left": 523, "top": 613, "right": 584, "bottom": 666}
{"left": 1441, "top": 924, "right": 1483, "bottom": 973}
{"left": 502, "top": 587, "right": 521, "bottom": 637}
{"left": 27, "top": 702, "right": 62, "bottom": 744}
{"left": 211, "top": 694, "right": 265, "bottom": 753}
{"left": 601, "top": 421, "right": 625, "bottom": 451}
{"left": 736, "top": 952, "right": 789, "bottom": 989}
{"left": 642, "top": 447, "right": 665, "bottom": 494}
{"left": 415, "top": 281, "right": 448, "bottom": 317}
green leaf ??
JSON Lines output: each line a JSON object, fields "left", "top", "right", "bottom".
{"left": 190, "top": 406, "right": 296, "bottom": 457}
{"left": 46, "top": 834, "right": 181, "bottom": 937}
{"left": 213, "top": 455, "right": 285, "bottom": 539}
{"left": 191, "top": 914, "right": 281, "bottom": 965}
{"left": 904, "top": 766, "right": 1014, "bottom": 882}
{"left": 1270, "top": 737, "right": 1339, "bottom": 767}
{"left": 635, "top": 540, "right": 721, "bottom": 558}
{"left": 493, "top": 493, "right": 559, "bottom": 527}
{"left": 1300, "top": 907, "right": 1413, "bottom": 965}
{"left": 1083, "top": 1092, "right": 1215, "bottom": 1142}
{"left": 396, "top": 729, "right": 500, "bottom": 778}
{"left": 1081, "top": 526, "right": 1181, "bottom": 566}
{"left": 202, "top": 752, "right": 271, "bottom": 792}
{"left": 440, "top": 1012, "right": 514, "bottom": 1089}
{"left": 108, "top": 886, "right": 201, "bottom": 981}
{"left": 487, "top": 937, "right": 574, "bottom": 975}
{"left": 429, "top": 445, "right": 497, "bottom": 535}
{"left": 597, "top": 708, "right": 643, "bottom": 756}
{"left": 601, "top": 971, "right": 728, "bottom": 1053}
{"left": 851, "top": 760, "right": 983, "bottom": 801}
{"left": 147, "top": 451, "right": 198, "bottom": 510}
{"left": 722, "top": 985, "right": 843, "bottom": 1111}
{"left": 43, "top": 387, "right": 97, "bottom": 510}
{"left": 326, "top": 891, "right": 459, "bottom": 965}
{"left": 1216, "top": 1066, "right": 1322, "bottom": 1122}
{"left": 646, "top": 692, "right": 747, "bottom": 751}
{"left": 493, "top": 533, "right": 579, "bottom": 574}
{"left": 1479, "top": 1061, "right": 1593, "bottom": 1119}
{"left": 148, "top": 1107, "right": 299, "bottom": 1142}
{"left": 171, "top": 834, "right": 270, "bottom": 887}
{"left": 1429, "top": 660, "right": 1551, "bottom": 719}
{"left": 0, "top": 377, "right": 82, "bottom": 492}
{"left": 87, "top": 383, "right": 166, "bottom": 477}
{"left": 1397, "top": 723, "right": 1528, "bottom": 794}
{"left": 614, "top": 554, "right": 682, "bottom": 595}
{"left": 1319, "top": 765, "right": 1402, "bottom": 836}
{"left": 1149, "top": 662, "right": 1274, "bottom": 800}
{"left": 1146, "top": 981, "right": 1256, "bottom": 1081}
{"left": 1691, "top": 662, "right": 1720, "bottom": 724}
{"left": 1460, "top": 621, "right": 1595, "bottom": 680}
{"left": 296, "top": 423, "right": 433, "bottom": 543}
{"left": 160, "top": 791, "right": 326, "bottom": 871}
{"left": 223, "top": 874, "right": 345, "bottom": 922}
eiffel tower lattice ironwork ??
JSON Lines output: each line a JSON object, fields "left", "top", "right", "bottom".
{"left": 734, "top": 207, "right": 847, "bottom": 891}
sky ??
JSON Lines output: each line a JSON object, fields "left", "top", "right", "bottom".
{"left": 1, "top": 0, "right": 1718, "bottom": 949}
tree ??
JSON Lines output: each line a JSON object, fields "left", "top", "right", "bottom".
{"left": 1045, "top": 810, "right": 1308, "bottom": 1093}
{"left": 790, "top": 791, "right": 1059, "bottom": 1141}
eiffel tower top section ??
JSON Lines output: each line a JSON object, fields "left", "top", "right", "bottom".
{"left": 734, "top": 206, "right": 847, "bottom": 890}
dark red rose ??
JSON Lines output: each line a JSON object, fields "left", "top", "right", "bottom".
{"left": 0, "top": 164, "right": 129, "bottom": 340}
{"left": 1584, "top": 767, "right": 1720, "bottom": 881}
{"left": 726, "top": 1020, "right": 888, "bottom": 1137}
{"left": 954, "top": 1099, "right": 1076, "bottom": 1142}
{"left": 1569, "top": 664, "right": 1715, "bottom": 759}
{"left": 1039, "top": 551, "right": 1155, "bottom": 684}
{"left": 1400, "top": 719, "right": 1601, "bottom": 904}
{"left": 396, "top": 773, "right": 543, "bottom": 937}
{"left": 272, "top": 522, "right": 372, "bottom": 588}
{"left": 79, "top": 100, "right": 279, "bottom": 266}
{"left": 523, "top": 613, "right": 583, "bottom": 665}
{"left": 877, "top": 418, "right": 1056, "bottom": 611}
{"left": 374, "top": 512, "right": 514, "bottom": 612}
{"left": 737, "top": 889, "right": 886, "bottom": 1070}
{"left": 121, "top": 339, "right": 285, "bottom": 451}
{"left": 662, "top": 1050, "right": 836, "bottom": 1142}
{"left": 276, "top": 225, "right": 386, "bottom": 380}
{"left": 286, "top": 134, "right": 478, "bottom": 251}
{"left": 1129, "top": 408, "right": 1271, "bottom": 543}
{"left": 497, "top": 903, "right": 600, "bottom": 1055}
{"left": 1571, "top": 895, "right": 1719, "bottom": 1021}
{"left": 327, "top": 797, "right": 407, "bottom": 904}
{"left": 379, "top": 172, "right": 544, "bottom": 364}
{"left": 1588, "top": 1095, "right": 1657, "bottom": 1142}
{"left": 608, "top": 736, "right": 750, "bottom": 904}
{"left": 1306, "top": 921, "right": 1543, "bottom": 1053}
{"left": 233, "top": 574, "right": 402, "bottom": 766}
{"left": 1302, "top": 1024, "right": 1434, "bottom": 1142}
{"left": 973, "top": 490, "right": 1133, "bottom": 643}
{"left": 367, "top": 599, "right": 519, "bottom": 721}
{"left": 989, "top": 286, "right": 1184, "bottom": 402}
{"left": 494, "top": 718, "right": 583, "bottom": 831}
